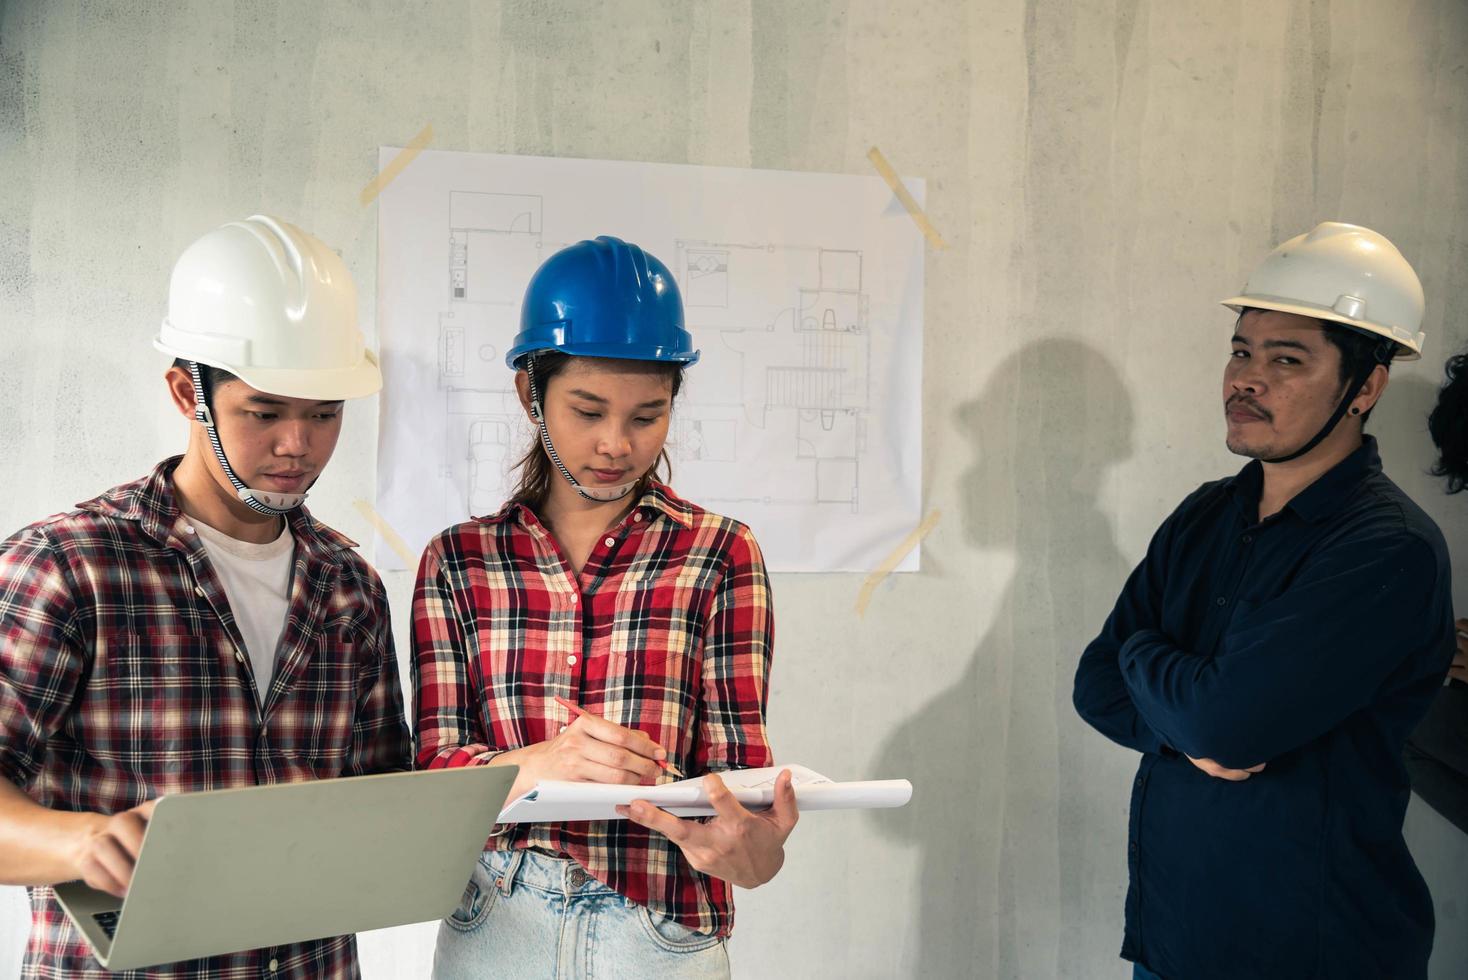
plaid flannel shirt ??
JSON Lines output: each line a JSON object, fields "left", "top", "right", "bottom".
{"left": 412, "top": 482, "right": 774, "bottom": 938}
{"left": 0, "top": 458, "right": 412, "bottom": 979}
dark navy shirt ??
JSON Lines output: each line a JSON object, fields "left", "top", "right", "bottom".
{"left": 1074, "top": 437, "right": 1455, "bottom": 980}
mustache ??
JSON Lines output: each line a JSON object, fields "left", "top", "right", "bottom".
{"left": 1226, "top": 394, "right": 1272, "bottom": 422}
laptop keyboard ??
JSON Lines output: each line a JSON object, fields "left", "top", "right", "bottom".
{"left": 92, "top": 910, "right": 120, "bottom": 939}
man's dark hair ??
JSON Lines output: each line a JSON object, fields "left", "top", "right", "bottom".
{"left": 171, "top": 358, "right": 238, "bottom": 390}
{"left": 1428, "top": 349, "right": 1468, "bottom": 494}
{"left": 1319, "top": 322, "right": 1394, "bottom": 424}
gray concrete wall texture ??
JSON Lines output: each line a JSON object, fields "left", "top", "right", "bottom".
{"left": 2, "top": 1, "right": 1466, "bottom": 977}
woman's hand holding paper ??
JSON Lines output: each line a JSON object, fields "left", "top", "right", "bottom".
{"left": 617, "top": 769, "right": 800, "bottom": 889}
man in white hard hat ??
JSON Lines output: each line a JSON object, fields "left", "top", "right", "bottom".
{"left": 0, "top": 215, "right": 411, "bottom": 978}
{"left": 1074, "top": 223, "right": 1457, "bottom": 980}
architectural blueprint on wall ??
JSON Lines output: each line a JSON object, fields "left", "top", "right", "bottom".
{"left": 374, "top": 148, "right": 924, "bottom": 573}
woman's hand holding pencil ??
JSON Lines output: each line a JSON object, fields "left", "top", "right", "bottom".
{"left": 493, "top": 696, "right": 675, "bottom": 799}
{"left": 553, "top": 697, "right": 680, "bottom": 775}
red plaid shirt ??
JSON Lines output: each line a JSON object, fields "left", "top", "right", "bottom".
{"left": 0, "top": 458, "right": 412, "bottom": 979}
{"left": 411, "top": 482, "right": 774, "bottom": 938}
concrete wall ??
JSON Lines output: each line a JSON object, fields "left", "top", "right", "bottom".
{"left": 2, "top": 1, "right": 1465, "bottom": 976}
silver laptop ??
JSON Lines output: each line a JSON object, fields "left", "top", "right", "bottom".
{"left": 54, "top": 766, "right": 517, "bottom": 972}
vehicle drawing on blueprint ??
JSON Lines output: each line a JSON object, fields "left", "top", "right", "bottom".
{"left": 432, "top": 190, "right": 873, "bottom": 519}
{"left": 673, "top": 239, "right": 870, "bottom": 513}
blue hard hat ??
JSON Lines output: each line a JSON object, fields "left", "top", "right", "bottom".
{"left": 506, "top": 236, "right": 700, "bottom": 369}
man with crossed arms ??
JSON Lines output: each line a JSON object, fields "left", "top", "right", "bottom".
{"left": 1075, "top": 223, "right": 1457, "bottom": 979}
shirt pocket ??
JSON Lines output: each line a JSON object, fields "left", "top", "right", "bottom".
{"left": 84, "top": 630, "right": 239, "bottom": 786}
{"left": 606, "top": 580, "right": 705, "bottom": 685}
{"left": 1223, "top": 592, "right": 1285, "bottom": 646}
{"left": 606, "top": 557, "right": 720, "bottom": 675}
{"left": 271, "top": 624, "right": 362, "bottom": 771}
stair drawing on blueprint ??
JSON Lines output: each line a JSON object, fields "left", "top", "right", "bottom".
{"left": 673, "top": 240, "right": 870, "bottom": 512}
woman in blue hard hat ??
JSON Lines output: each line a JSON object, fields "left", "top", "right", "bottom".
{"left": 412, "top": 236, "right": 797, "bottom": 978}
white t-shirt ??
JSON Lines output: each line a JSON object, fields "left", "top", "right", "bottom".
{"left": 188, "top": 516, "right": 295, "bottom": 706}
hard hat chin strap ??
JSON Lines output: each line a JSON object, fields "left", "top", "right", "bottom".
{"left": 525, "top": 357, "right": 639, "bottom": 503}
{"left": 1263, "top": 339, "right": 1395, "bottom": 464}
{"left": 188, "top": 361, "right": 306, "bottom": 516}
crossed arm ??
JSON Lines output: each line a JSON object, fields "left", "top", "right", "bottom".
{"left": 1074, "top": 517, "right": 1451, "bottom": 776}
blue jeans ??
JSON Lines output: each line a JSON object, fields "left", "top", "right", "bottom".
{"left": 432, "top": 848, "right": 730, "bottom": 979}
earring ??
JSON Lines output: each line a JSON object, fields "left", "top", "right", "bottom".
{"left": 1349, "top": 407, "right": 1361, "bottom": 416}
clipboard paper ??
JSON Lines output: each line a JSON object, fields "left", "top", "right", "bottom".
{"left": 497, "top": 764, "right": 913, "bottom": 824}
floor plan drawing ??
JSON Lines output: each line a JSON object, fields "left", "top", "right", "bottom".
{"left": 448, "top": 191, "right": 545, "bottom": 306}
{"left": 376, "top": 149, "right": 924, "bottom": 573}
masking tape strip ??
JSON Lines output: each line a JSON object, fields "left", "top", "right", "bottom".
{"left": 352, "top": 499, "right": 419, "bottom": 568}
{"left": 360, "top": 123, "right": 434, "bottom": 206}
{"left": 855, "top": 509, "right": 942, "bottom": 617}
{"left": 867, "top": 146, "right": 946, "bottom": 249}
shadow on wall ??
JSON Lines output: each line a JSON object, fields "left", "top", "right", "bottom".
{"left": 870, "top": 338, "right": 1137, "bottom": 978}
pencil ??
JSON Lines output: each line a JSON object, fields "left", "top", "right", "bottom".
{"left": 553, "top": 696, "right": 676, "bottom": 774}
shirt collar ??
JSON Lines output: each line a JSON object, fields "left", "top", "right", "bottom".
{"left": 74, "top": 456, "right": 357, "bottom": 557}
{"left": 1226, "top": 436, "right": 1382, "bottom": 525}
{"left": 485, "top": 480, "right": 697, "bottom": 532}
{"left": 637, "top": 482, "right": 697, "bottom": 529}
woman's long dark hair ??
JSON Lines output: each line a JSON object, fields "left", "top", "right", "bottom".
{"left": 1428, "top": 349, "right": 1468, "bottom": 494}
{"left": 507, "top": 352, "right": 685, "bottom": 510}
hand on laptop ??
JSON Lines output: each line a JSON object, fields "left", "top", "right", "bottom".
{"left": 74, "top": 800, "right": 156, "bottom": 898}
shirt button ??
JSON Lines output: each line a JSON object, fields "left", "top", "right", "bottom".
{"left": 1216, "top": 596, "right": 1227, "bottom": 606}
{"left": 268, "top": 958, "right": 278, "bottom": 972}
{"left": 559, "top": 725, "right": 568, "bottom": 734}
{"left": 633, "top": 513, "right": 643, "bottom": 523}
{"left": 235, "top": 649, "right": 246, "bottom": 664}
{"left": 183, "top": 525, "right": 195, "bottom": 535}
{"left": 570, "top": 594, "right": 578, "bottom": 604}
{"left": 194, "top": 585, "right": 206, "bottom": 598}
{"left": 603, "top": 536, "right": 616, "bottom": 548}
{"left": 567, "top": 655, "right": 578, "bottom": 666}
{"left": 1242, "top": 534, "right": 1253, "bottom": 544}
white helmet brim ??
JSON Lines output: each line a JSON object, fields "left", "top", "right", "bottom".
{"left": 1220, "top": 295, "right": 1423, "bottom": 362}
{"left": 155, "top": 337, "right": 383, "bottom": 401}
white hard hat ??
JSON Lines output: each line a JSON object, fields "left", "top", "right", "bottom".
{"left": 154, "top": 214, "right": 382, "bottom": 399}
{"left": 1221, "top": 221, "right": 1426, "bottom": 361}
